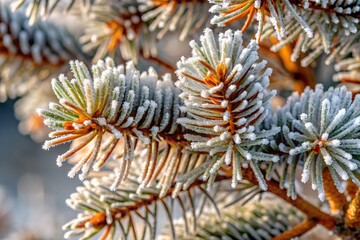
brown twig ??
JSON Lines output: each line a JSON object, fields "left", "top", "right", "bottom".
{"left": 269, "top": 37, "right": 316, "bottom": 91}
{"left": 323, "top": 168, "right": 348, "bottom": 213}
{"left": 81, "top": 174, "right": 231, "bottom": 229}
{"left": 272, "top": 219, "right": 317, "bottom": 240}
{"left": 346, "top": 189, "right": 360, "bottom": 228}
{"left": 222, "top": 167, "right": 336, "bottom": 231}
{"left": 140, "top": 49, "right": 175, "bottom": 72}
{"left": 252, "top": 174, "right": 335, "bottom": 230}
{"left": 346, "top": 180, "right": 359, "bottom": 200}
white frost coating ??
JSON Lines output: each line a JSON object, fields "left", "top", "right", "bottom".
{"left": 284, "top": 0, "right": 313, "bottom": 38}
{"left": 233, "top": 134, "right": 241, "bottom": 144}
{"left": 108, "top": 125, "right": 122, "bottom": 139}
{"left": 221, "top": 100, "right": 229, "bottom": 108}
{"left": 96, "top": 117, "right": 107, "bottom": 126}
{"left": 254, "top": 0, "right": 262, "bottom": 9}
{"left": 83, "top": 120, "right": 92, "bottom": 126}
{"left": 223, "top": 111, "right": 231, "bottom": 121}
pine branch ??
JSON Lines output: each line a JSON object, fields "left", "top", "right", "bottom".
{"left": 38, "top": 58, "right": 204, "bottom": 196}
{"left": 267, "top": 84, "right": 360, "bottom": 201}
{"left": 262, "top": 1, "right": 359, "bottom": 66}
{"left": 138, "top": 0, "right": 209, "bottom": 41}
{"left": 346, "top": 189, "right": 360, "bottom": 229}
{"left": 210, "top": 0, "right": 359, "bottom": 66}
{"left": 176, "top": 28, "right": 280, "bottom": 190}
{"left": 10, "top": 0, "right": 95, "bottom": 25}
{"left": 39, "top": 29, "right": 286, "bottom": 196}
{"left": 272, "top": 219, "right": 317, "bottom": 240}
{"left": 323, "top": 168, "right": 348, "bottom": 214}
{"left": 63, "top": 171, "right": 231, "bottom": 239}
{"left": 80, "top": 0, "right": 156, "bottom": 63}
{"left": 0, "top": 3, "right": 86, "bottom": 102}
{"left": 160, "top": 198, "right": 304, "bottom": 239}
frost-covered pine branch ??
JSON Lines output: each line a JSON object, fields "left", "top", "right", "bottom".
{"left": 0, "top": 3, "right": 85, "bottom": 102}
{"left": 10, "top": 0, "right": 93, "bottom": 25}
{"left": 3, "top": 0, "right": 360, "bottom": 239}
{"left": 263, "top": 0, "right": 360, "bottom": 67}
{"left": 37, "top": 58, "right": 204, "bottom": 197}
{"left": 80, "top": 0, "right": 156, "bottom": 63}
{"left": 159, "top": 198, "right": 304, "bottom": 239}
{"left": 268, "top": 84, "right": 360, "bottom": 200}
{"left": 176, "top": 28, "right": 280, "bottom": 190}
{"left": 62, "top": 169, "right": 230, "bottom": 239}
{"left": 210, "top": 0, "right": 360, "bottom": 66}
{"left": 138, "top": 0, "right": 209, "bottom": 41}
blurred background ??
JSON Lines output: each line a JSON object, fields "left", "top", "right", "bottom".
{"left": 0, "top": 100, "right": 79, "bottom": 239}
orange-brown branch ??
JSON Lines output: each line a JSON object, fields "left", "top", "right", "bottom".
{"left": 272, "top": 219, "right": 317, "bottom": 240}
{"left": 79, "top": 174, "right": 231, "bottom": 229}
{"left": 0, "top": 44, "right": 65, "bottom": 68}
{"left": 346, "top": 179, "right": 359, "bottom": 200}
{"left": 220, "top": 167, "right": 336, "bottom": 230}
{"left": 265, "top": 37, "right": 316, "bottom": 92}
{"left": 140, "top": 49, "right": 175, "bottom": 72}
{"left": 323, "top": 168, "right": 348, "bottom": 213}
{"left": 346, "top": 189, "right": 360, "bottom": 229}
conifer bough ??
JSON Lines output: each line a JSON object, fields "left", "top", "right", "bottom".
{"left": 38, "top": 58, "right": 185, "bottom": 194}
{"left": 270, "top": 85, "right": 360, "bottom": 201}
{"left": 39, "top": 28, "right": 360, "bottom": 203}
{"left": 0, "top": 3, "right": 85, "bottom": 102}
{"left": 176, "top": 28, "right": 280, "bottom": 190}
{"left": 6, "top": 0, "right": 359, "bottom": 238}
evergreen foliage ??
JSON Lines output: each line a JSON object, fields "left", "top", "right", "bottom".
{"left": 160, "top": 199, "right": 304, "bottom": 240}
{"left": 0, "top": 3, "right": 85, "bottom": 102}
{"left": 176, "top": 28, "right": 280, "bottom": 190}
{"left": 2, "top": 0, "right": 360, "bottom": 239}
{"left": 267, "top": 84, "right": 360, "bottom": 200}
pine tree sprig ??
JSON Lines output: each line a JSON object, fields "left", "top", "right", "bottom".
{"left": 269, "top": 84, "right": 360, "bottom": 201}
{"left": 138, "top": 0, "right": 209, "bottom": 41}
{"left": 3, "top": 0, "right": 360, "bottom": 238}
{"left": 345, "top": 189, "right": 360, "bottom": 229}
{"left": 38, "top": 58, "right": 186, "bottom": 192}
{"left": 209, "top": 0, "right": 314, "bottom": 41}
{"left": 261, "top": 0, "right": 359, "bottom": 67}
{"left": 209, "top": 0, "right": 360, "bottom": 67}
{"left": 63, "top": 171, "right": 230, "bottom": 239}
{"left": 176, "top": 28, "right": 280, "bottom": 190}
{"left": 10, "top": 0, "right": 94, "bottom": 25}
{"left": 0, "top": 3, "right": 86, "bottom": 102}
{"left": 80, "top": 0, "right": 156, "bottom": 63}
{"left": 159, "top": 198, "right": 304, "bottom": 240}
